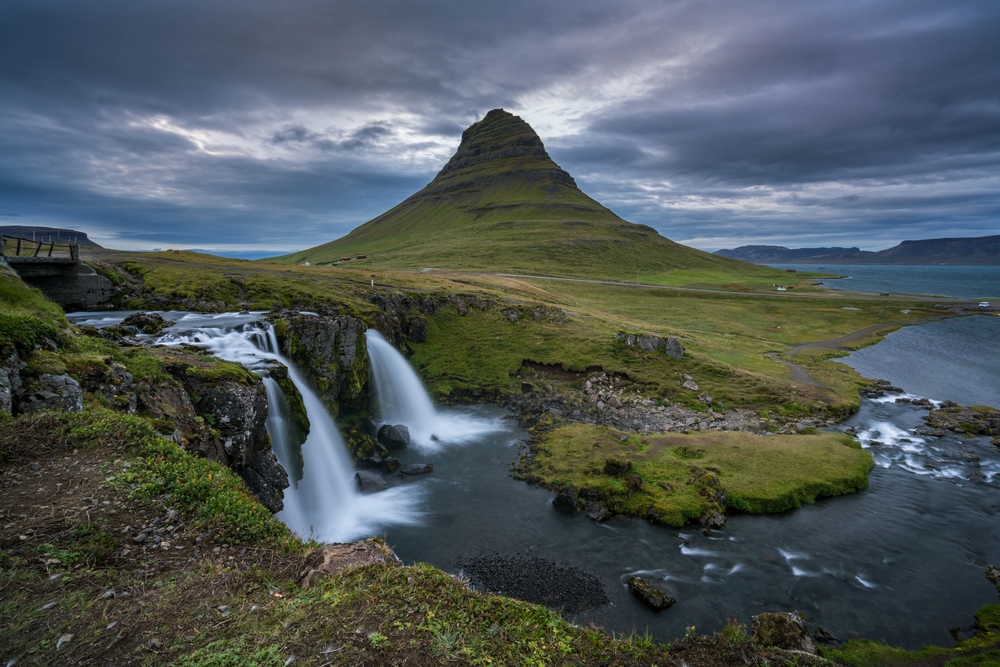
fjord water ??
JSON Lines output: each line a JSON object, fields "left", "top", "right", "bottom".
{"left": 843, "top": 315, "right": 1000, "bottom": 408}
{"left": 764, "top": 263, "right": 1000, "bottom": 298}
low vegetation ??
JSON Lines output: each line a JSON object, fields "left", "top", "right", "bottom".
{"left": 526, "top": 424, "right": 874, "bottom": 525}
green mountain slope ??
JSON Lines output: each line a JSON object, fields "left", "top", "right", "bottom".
{"left": 278, "top": 109, "right": 768, "bottom": 280}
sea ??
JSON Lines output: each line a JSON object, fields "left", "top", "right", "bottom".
{"left": 763, "top": 263, "right": 1000, "bottom": 299}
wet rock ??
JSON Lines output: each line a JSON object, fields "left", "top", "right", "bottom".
{"left": 700, "top": 509, "right": 727, "bottom": 529}
{"left": 627, "top": 576, "right": 677, "bottom": 611}
{"left": 585, "top": 501, "right": 609, "bottom": 522}
{"left": 752, "top": 611, "right": 818, "bottom": 654}
{"left": 377, "top": 424, "right": 410, "bottom": 450}
{"left": 300, "top": 538, "right": 402, "bottom": 588}
{"left": 354, "top": 471, "right": 388, "bottom": 492}
{"left": 269, "top": 311, "right": 369, "bottom": 416}
{"left": 120, "top": 311, "right": 174, "bottom": 334}
{"left": 399, "top": 463, "right": 433, "bottom": 475}
{"left": 924, "top": 403, "right": 1000, "bottom": 437}
{"left": 552, "top": 486, "right": 579, "bottom": 512}
{"left": 380, "top": 456, "right": 401, "bottom": 473}
{"left": 15, "top": 373, "right": 83, "bottom": 414}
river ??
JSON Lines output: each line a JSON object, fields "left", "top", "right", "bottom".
{"left": 66, "top": 309, "right": 1000, "bottom": 649}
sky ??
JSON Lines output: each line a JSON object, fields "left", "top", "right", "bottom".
{"left": 1, "top": 0, "right": 998, "bottom": 257}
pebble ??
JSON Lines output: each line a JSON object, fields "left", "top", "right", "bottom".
{"left": 102, "top": 590, "right": 116, "bottom": 599}
{"left": 218, "top": 605, "right": 231, "bottom": 617}
{"left": 56, "top": 634, "right": 73, "bottom": 650}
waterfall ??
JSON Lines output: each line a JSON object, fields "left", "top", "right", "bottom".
{"left": 152, "top": 313, "right": 422, "bottom": 543}
{"left": 366, "top": 329, "right": 497, "bottom": 451}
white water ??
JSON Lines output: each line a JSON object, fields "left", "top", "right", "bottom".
{"left": 151, "top": 316, "right": 423, "bottom": 542}
{"left": 366, "top": 330, "right": 498, "bottom": 452}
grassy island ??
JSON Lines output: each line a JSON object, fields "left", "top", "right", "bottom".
{"left": 526, "top": 424, "right": 875, "bottom": 525}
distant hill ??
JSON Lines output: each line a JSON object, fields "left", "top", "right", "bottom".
{"left": 0, "top": 225, "right": 103, "bottom": 248}
{"left": 276, "top": 109, "right": 766, "bottom": 279}
{"left": 715, "top": 235, "right": 1000, "bottom": 265}
{"left": 715, "top": 245, "right": 860, "bottom": 262}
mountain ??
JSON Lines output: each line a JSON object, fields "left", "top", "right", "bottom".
{"left": 0, "top": 225, "right": 103, "bottom": 248}
{"left": 715, "top": 235, "right": 1000, "bottom": 265}
{"left": 277, "top": 109, "right": 763, "bottom": 279}
{"left": 715, "top": 245, "right": 860, "bottom": 262}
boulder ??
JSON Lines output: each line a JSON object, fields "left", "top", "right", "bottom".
{"left": 751, "top": 611, "right": 817, "bottom": 654}
{"left": 15, "top": 374, "right": 83, "bottom": 414}
{"left": 682, "top": 380, "right": 699, "bottom": 391}
{"left": 623, "top": 474, "right": 643, "bottom": 498}
{"left": 627, "top": 576, "right": 677, "bottom": 611}
{"left": 380, "top": 456, "right": 401, "bottom": 473}
{"left": 300, "top": 538, "right": 402, "bottom": 588}
{"left": 637, "top": 334, "right": 663, "bottom": 353}
{"left": 377, "top": 423, "right": 410, "bottom": 450}
{"left": 120, "top": 311, "right": 174, "bottom": 335}
{"left": 76, "top": 359, "right": 136, "bottom": 413}
{"left": 355, "top": 470, "right": 388, "bottom": 492}
{"left": 399, "top": 462, "right": 433, "bottom": 475}
{"left": 664, "top": 337, "right": 684, "bottom": 360}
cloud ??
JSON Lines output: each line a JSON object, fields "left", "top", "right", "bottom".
{"left": 0, "top": 0, "right": 997, "bottom": 253}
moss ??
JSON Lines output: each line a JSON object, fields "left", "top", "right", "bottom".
{"left": 23, "top": 349, "right": 67, "bottom": 376}
{"left": 0, "top": 312, "right": 60, "bottom": 352}
{"left": 977, "top": 605, "right": 1000, "bottom": 631}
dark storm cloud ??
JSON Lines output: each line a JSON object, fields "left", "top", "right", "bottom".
{"left": 0, "top": 0, "right": 997, "bottom": 253}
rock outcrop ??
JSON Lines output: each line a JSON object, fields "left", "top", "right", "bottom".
{"left": 299, "top": 538, "right": 402, "bottom": 588}
{"left": 616, "top": 332, "right": 684, "bottom": 360}
{"left": 15, "top": 373, "right": 83, "bottom": 414}
{"left": 120, "top": 311, "right": 174, "bottom": 335}
{"left": 377, "top": 423, "right": 410, "bottom": 450}
{"left": 270, "top": 311, "right": 369, "bottom": 416}
{"left": 751, "top": 611, "right": 817, "bottom": 654}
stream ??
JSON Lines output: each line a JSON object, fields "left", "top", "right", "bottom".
{"left": 67, "top": 310, "right": 1000, "bottom": 649}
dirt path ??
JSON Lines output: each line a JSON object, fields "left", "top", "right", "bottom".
{"left": 765, "top": 353, "right": 826, "bottom": 387}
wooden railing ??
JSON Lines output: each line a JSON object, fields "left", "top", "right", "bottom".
{"left": 1, "top": 235, "right": 79, "bottom": 261}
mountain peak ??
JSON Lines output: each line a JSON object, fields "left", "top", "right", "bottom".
{"left": 429, "top": 108, "right": 577, "bottom": 190}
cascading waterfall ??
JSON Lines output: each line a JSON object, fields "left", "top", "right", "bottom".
{"left": 150, "top": 313, "right": 422, "bottom": 542}
{"left": 366, "top": 329, "right": 497, "bottom": 451}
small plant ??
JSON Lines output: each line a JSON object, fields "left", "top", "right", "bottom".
{"left": 368, "top": 631, "right": 389, "bottom": 649}
{"left": 718, "top": 617, "right": 748, "bottom": 645}
{"left": 684, "top": 625, "right": 698, "bottom": 641}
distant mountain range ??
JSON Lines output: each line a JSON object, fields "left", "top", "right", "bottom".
{"left": 715, "top": 235, "right": 1000, "bottom": 265}
{"left": 0, "top": 225, "right": 103, "bottom": 248}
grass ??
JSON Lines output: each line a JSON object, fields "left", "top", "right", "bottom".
{"left": 528, "top": 423, "right": 874, "bottom": 525}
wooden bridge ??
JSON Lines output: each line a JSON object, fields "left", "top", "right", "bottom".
{"left": 1, "top": 234, "right": 80, "bottom": 264}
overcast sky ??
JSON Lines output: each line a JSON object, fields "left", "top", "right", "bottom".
{"left": 1, "top": 0, "right": 998, "bottom": 256}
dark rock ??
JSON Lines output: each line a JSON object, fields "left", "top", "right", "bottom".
{"left": 700, "top": 509, "right": 727, "bottom": 529}
{"left": 354, "top": 471, "right": 388, "bottom": 492}
{"left": 752, "top": 611, "right": 818, "bottom": 654}
{"left": 120, "top": 312, "right": 174, "bottom": 334}
{"left": 521, "top": 381, "right": 534, "bottom": 394}
{"left": 399, "top": 463, "right": 433, "bottom": 475}
{"left": 76, "top": 359, "right": 136, "bottom": 413}
{"left": 269, "top": 311, "right": 369, "bottom": 416}
{"left": 454, "top": 297, "right": 467, "bottom": 316}
{"left": 404, "top": 317, "right": 427, "bottom": 343}
{"left": 585, "top": 501, "right": 609, "bottom": 521}
{"left": 627, "top": 576, "right": 677, "bottom": 611}
{"left": 552, "top": 486, "right": 579, "bottom": 512}
{"left": 380, "top": 456, "right": 401, "bottom": 473}
{"left": 377, "top": 423, "right": 410, "bottom": 449}
{"left": 15, "top": 373, "right": 83, "bottom": 414}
